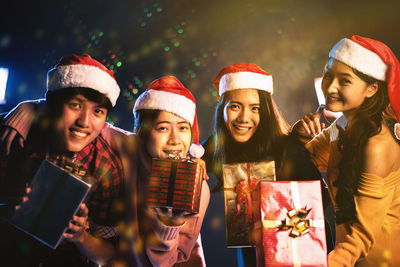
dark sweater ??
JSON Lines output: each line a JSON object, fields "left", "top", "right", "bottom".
{"left": 200, "top": 133, "right": 335, "bottom": 267}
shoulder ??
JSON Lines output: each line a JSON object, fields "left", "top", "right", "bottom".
{"left": 95, "top": 135, "right": 124, "bottom": 172}
{"left": 363, "top": 125, "right": 400, "bottom": 177}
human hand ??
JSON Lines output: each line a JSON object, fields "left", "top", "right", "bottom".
{"left": 15, "top": 186, "right": 31, "bottom": 211}
{"left": 0, "top": 126, "right": 24, "bottom": 156}
{"left": 188, "top": 157, "right": 209, "bottom": 181}
{"left": 63, "top": 203, "right": 89, "bottom": 243}
{"left": 153, "top": 207, "right": 187, "bottom": 226}
{"left": 292, "top": 105, "right": 326, "bottom": 140}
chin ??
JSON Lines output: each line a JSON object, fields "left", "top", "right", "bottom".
{"left": 233, "top": 136, "right": 251, "bottom": 143}
{"left": 65, "top": 143, "right": 86, "bottom": 152}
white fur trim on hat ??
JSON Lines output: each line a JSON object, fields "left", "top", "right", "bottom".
{"left": 47, "top": 64, "right": 120, "bottom": 106}
{"left": 219, "top": 71, "right": 273, "bottom": 96}
{"left": 133, "top": 89, "right": 196, "bottom": 124}
{"left": 189, "top": 144, "right": 205, "bottom": 158}
{"left": 329, "top": 38, "right": 388, "bottom": 81}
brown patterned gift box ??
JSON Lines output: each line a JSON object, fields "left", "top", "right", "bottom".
{"left": 255, "top": 180, "right": 327, "bottom": 267}
{"left": 223, "top": 160, "right": 275, "bottom": 247}
{"left": 147, "top": 158, "right": 202, "bottom": 214}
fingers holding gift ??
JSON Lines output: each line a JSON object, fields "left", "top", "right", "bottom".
{"left": 63, "top": 203, "right": 89, "bottom": 242}
{"left": 188, "top": 157, "right": 209, "bottom": 180}
{"left": 0, "top": 126, "right": 24, "bottom": 156}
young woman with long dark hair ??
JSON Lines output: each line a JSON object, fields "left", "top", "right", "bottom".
{"left": 201, "top": 63, "right": 333, "bottom": 266}
{"left": 294, "top": 35, "right": 400, "bottom": 266}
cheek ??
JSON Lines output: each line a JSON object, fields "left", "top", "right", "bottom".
{"left": 223, "top": 108, "right": 233, "bottom": 127}
{"left": 147, "top": 132, "right": 162, "bottom": 157}
{"left": 92, "top": 117, "right": 106, "bottom": 134}
{"left": 253, "top": 114, "right": 260, "bottom": 127}
{"left": 182, "top": 133, "right": 192, "bottom": 151}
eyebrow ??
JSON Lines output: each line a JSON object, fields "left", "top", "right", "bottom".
{"left": 325, "top": 69, "right": 354, "bottom": 78}
{"left": 336, "top": 72, "right": 354, "bottom": 78}
{"left": 155, "top": 120, "right": 189, "bottom": 124}
{"left": 69, "top": 96, "right": 106, "bottom": 109}
{"left": 229, "top": 100, "right": 260, "bottom": 106}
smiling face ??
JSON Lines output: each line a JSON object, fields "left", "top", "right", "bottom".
{"left": 55, "top": 94, "right": 108, "bottom": 152}
{"left": 321, "top": 59, "right": 378, "bottom": 119}
{"left": 223, "top": 88, "right": 260, "bottom": 143}
{"left": 146, "top": 111, "right": 192, "bottom": 159}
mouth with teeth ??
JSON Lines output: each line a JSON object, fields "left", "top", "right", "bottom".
{"left": 163, "top": 150, "right": 183, "bottom": 156}
{"left": 69, "top": 128, "right": 89, "bottom": 138}
{"left": 326, "top": 95, "right": 343, "bottom": 104}
{"left": 232, "top": 124, "right": 252, "bottom": 134}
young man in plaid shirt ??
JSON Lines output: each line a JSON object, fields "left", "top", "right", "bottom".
{"left": 0, "top": 54, "right": 124, "bottom": 266}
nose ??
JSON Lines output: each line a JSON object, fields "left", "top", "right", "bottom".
{"left": 237, "top": 108, "right": 250, "bottom": 123}
{"left": 167, "top": 127, "right": 180, "bottom": 145}
{"left": 76, "top": 108, "right": 90, "bottom": 128}
{"left": 324, "top": 78, "right": 339, "bottom": 95}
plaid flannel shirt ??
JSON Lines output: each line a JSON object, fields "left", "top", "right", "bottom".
{"left": 76, "top": 135, "right": 125, "bottom": 228}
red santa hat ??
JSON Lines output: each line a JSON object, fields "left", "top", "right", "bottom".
{"left": 47, "top": 54, "right": 120, "bottom": 107}
{"left": 133, "top": 76, "right": 204, "bottom": 158}
{"left": 329, "top": 35, "right": 400, "bottom": 121}
{"left": 213, "top": 63, "right": 273, "bottom": 96}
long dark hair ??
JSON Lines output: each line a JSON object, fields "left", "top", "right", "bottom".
{"left": 334, "top": 68, "right": 390, "bottom": 224}
{"left": 211, "top": 89, "right": 289, "bottom": 191}
{"left": 134, "top": 109, "right": 161, "bottom": 145}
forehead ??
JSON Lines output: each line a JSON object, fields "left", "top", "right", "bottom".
{"left": 326, "top": 58, "right": 354, "bottom": 74}
{"left": 156, "top": 111, "right": 190, "bottom": 124}
{"left": 68, "top": 94, "right": 88, "bottom": 101}
{"left": 225, "top": 88, "right": 260, "bottom": 103}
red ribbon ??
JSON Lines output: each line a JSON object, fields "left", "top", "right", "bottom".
{"left": 231, "top": 163, "right": 260, "bottom": 227}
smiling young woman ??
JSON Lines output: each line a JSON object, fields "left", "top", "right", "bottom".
{"left": 201, "top": 63, "right": 334, "bottom": 266}
{"left": 293, "top": 35, "right": 400, "bottom": 266}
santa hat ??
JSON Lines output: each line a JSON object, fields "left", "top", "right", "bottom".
{"left": 213, "top": 63, "right": 273, "bottom": 96}
{"left": 47, "top": 54, "right": 120, "bottom": 107}
{"left": 329, "top": 35, "right": 400, "bottom": 121}
{"left": 133, "top": 76, "right": 204, "bottom": 158}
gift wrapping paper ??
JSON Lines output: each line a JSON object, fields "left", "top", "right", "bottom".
{"left": 255, "top": 180, "right": 327, "bottom": 267}
{"left": 147, "top": 158, "right": 202, "bottom": 213}
{"left": 223, "top": 160, "right": 275, "bottom": 247}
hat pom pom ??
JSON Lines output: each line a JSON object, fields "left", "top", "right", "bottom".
{"left": 189, "top": 144, "right": 205, "bottom": 158}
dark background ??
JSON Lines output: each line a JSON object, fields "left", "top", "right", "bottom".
{"left": 1, "top": 0, "right": 399, "bottom": 265}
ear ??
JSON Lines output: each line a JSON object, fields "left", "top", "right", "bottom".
{"left": 366, "top": 82, "right": 379, "bottom": 98}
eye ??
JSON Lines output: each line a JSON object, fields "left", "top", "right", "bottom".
{"left": 68, "top": 102, "right": 81, "bottom": 110}
{"left": 229, "top": 104, "right": 240, "bottom": 111}
{"left": 339, "top": 78, "right": 351, "bottom": 85}
{"left": 179, "top": 125, "right": 190, "bottom": 131}
{"left": 156, "top": 125, "right": 169, "bottom": 132}
{"left": 93, "top": 108, "right": 106, "bottom": 116}
{"left": 251, "top": 106, "right": 260, "bottom": 112}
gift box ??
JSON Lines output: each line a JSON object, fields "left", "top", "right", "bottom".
{"left": 255, "top": 181, "right": 327, "bottom": 267}
{"left": 9, "top": 158, "right": 94, "bottom": 249}
{"left": 147, "top": 158, "right": 202, "bottom": 214}
{"left": 223, "top": 160, "right": 275, "bottom": 247}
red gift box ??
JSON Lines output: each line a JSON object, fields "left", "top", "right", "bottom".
{"left": 223, "top": 160, "right": 276, "bottom": 247}
{"left": 147, "top": 158, "right": 202, "bottom": 214}
{"left": 255, "top": 181, "right": 327, "bottom": 267}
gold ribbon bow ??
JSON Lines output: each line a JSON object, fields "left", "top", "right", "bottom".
{"left": 52, "top": 155, "right": 86, "bottom": 177}
{"left": 277, "top": 207, "right": 311, "bottom": 238}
